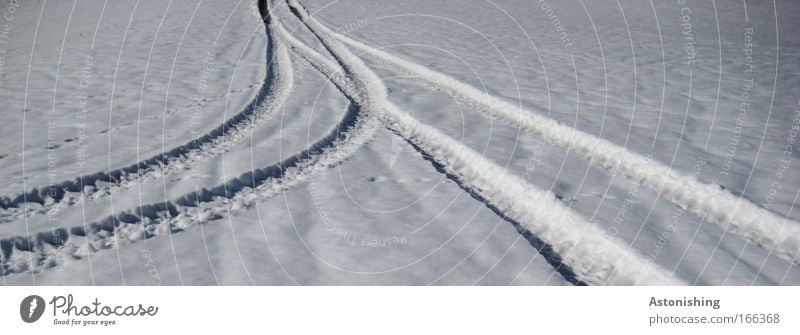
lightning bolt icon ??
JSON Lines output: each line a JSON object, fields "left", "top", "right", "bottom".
{"left": 29, "top": 298, "right": 37, "bottom": 318}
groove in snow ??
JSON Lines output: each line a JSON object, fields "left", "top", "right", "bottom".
{"left": 301, "top": 4, "right": 800, "bottom": 266}
{"left": 286, "top": 0, "right": 683, "bottom": 285}
{"left": 0, "top": 3, "right": 295, "bottom": 223}
{"left": 0, "top": 4, "right": 378, "bottom": 277}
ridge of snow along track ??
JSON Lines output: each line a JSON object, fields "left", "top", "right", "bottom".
{"left": 0, "top": 3, "right": 379, "bottom": 277}
{"left": 297, "top": 2, "right": 800, "bottom": 265}
{"left": 0, "top": 4, "right": 297, "bottom": 222}
{"left": 285, "top": 0, "right": 683, "bottom": 285}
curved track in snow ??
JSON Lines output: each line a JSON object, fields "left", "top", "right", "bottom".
{"left": 283, "top": 0, "right": 681, "bottom": 285}
{"left": 300, "top": 5, "right": 800, "bottom": 265}
{"left": 3, "top": 0, "right": 794, "bottom": 284}
{"left": 0, "top": 4, "right": 295, "bottom": 223}
{"left": 0, "top": 2, "right": 379, "bottom": 278}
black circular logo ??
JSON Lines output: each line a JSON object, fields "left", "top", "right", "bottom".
{"left": 20, "top": 295, "right": 45, "bottom": 323}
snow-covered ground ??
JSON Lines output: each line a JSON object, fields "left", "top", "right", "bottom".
{"left": 0, "top": 0, "right": 798, "bottom": 285}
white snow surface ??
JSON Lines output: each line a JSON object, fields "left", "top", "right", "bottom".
{"left": 0, "top": 0, "right": 798, "bottom": 285}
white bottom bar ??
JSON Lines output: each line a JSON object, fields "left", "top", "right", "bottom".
{"left": 1, "top": 286, "right": 797, "bottom": 334}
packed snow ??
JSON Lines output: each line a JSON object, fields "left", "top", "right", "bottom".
{"left": 1, "top": 0, "right": 798, "bottom": 285}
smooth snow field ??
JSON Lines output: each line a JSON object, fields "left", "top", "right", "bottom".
{"left": 0, "top": 0, "right": 798, "bottom": 285}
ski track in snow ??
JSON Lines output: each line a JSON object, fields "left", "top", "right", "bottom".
{"left": 284, "top": 0, "right": 682, "bottom": 285}
{"left": 0, "top": 4, "right": 295, "bottom": 223}
{"left": 0, "top": 2, "right": 379, "bottom": 278}
{"left": 305, "top": 5, "right": 800, "bottom": 266}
